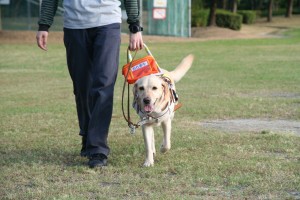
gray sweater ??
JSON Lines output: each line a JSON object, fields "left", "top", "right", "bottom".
{"left": 63, "top": 0, "right": 121, "bottom": 29}
{"left": 38, "top": 0, "right": 140, "bottom": 31}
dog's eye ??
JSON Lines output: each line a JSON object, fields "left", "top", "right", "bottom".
{"left": 139, "top": 86, "right": 144, "bottom": 91}
{"left": 152, "top": 86, "right": 158, "bottom": 90}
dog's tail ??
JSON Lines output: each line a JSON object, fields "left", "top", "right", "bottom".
{"left": 169, "top": 54, "right": 194, "bottom": 83}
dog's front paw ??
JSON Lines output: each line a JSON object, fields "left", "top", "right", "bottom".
{"left": 143, "top": 159, "right": 154, "bottom": 167}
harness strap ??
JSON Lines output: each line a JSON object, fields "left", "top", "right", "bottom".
{"left": 174, "top": 103, "right": 182, "bottom": 111}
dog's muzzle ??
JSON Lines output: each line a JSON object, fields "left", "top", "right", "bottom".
{"left": 143, "top": 97, "right": 157, "bottom": 113}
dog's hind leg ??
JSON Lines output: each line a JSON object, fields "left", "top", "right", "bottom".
{"left": 142, "top": 125, "right": 155, "bottom": 167}
{"left": 161, "top": 118, "right": 171, "bottom": 153}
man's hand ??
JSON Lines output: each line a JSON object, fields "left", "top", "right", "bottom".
{"left": 129, "top": 32, "right": 143, "bottom": 51}
{"left": 36, "top": 31, "right": 49, "bottom": 51}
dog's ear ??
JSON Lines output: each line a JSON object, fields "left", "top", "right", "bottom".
{"left": 133, "top": 83, "right": 138, "bottom": 100}
{"left": 161, "top": 81, "right": 170, "bottom": 102}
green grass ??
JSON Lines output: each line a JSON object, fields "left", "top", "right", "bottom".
{"left": 1, "top": 29, "right": 300, "bottom": 199}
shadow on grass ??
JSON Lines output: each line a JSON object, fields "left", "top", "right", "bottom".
{"left": 0, "top": 138, "right": 145, "bottom": 168}
{"left": 0, "top": 147, "right": 87, "bottom": 167}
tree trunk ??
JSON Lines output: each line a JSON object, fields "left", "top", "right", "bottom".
{"left": 222, "top": 0, "right": 227, "bottom": 10}
{"left": 267, "top": 0, "right": 273, "bottom": 22}
{"left": 285, "top": 0, "right": 293, "bottom": 18}
{"left": 208, "top": 0, "right": 217, "bottom": 26}
{"left": 232, "top": 0, "right": 238, "bottom": 13}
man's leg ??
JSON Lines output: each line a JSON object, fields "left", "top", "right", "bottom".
{"left": 63, "top": 28, "right": 93, "bottom": 154}
{"left": 86, "top": 23, "right": 121, "bottom": 161}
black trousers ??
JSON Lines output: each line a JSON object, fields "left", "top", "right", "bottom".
{"left": 63, "top": 23, "right": 121, "bottom": 157}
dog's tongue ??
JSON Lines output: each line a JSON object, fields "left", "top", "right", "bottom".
{"left": 144, "top": 105, "right": 153, "bottom": 113}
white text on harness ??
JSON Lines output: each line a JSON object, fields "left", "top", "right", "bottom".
{"left": 131, "top": 61, "right": 149, "bottom": 72}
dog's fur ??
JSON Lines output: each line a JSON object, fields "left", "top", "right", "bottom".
{"left": 133, "top": 54, "right": 194, "bottom": 166}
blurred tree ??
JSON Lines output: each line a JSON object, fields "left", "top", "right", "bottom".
{"left": 267, "top": 0, "right": 273, "bottom": 22}
{"left": 192, "top": 0, "right": 205, "bottom": 9}
{"left": 258, "top": 0, "right": 264, "bottom": 10}
{"left": 231, "top": 0, "right": 238, "bottom": 13}
{"left": 221, "top": 0, "right": 227, "bottom": 9}
{"left": 208, "top": 0, "right": 217, "bottom": 26}
{"left": 285, "top": 0, "right": 294, "bottom": 17}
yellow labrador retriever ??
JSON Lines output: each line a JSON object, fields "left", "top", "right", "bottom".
{"left": 133, "top": 54, "right": 194, "bottom": 167}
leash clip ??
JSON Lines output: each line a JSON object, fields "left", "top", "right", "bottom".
{"left": 129, "top": 124, "right": 136, "bottom": 134}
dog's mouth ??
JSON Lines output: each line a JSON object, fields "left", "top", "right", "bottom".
{"left": 144, "top": 104, "right": 154, "bottom": 113}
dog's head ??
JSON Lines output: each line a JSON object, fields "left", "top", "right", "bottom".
{"left": 133, "top": 74, "right": 170, "bottom": 114}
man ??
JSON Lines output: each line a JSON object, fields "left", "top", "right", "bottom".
{"left": 36, "top": 0, "right": 143, "bottom": 168}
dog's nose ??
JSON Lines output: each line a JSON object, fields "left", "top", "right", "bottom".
{"left": 143, "top": 97, "right": 151, "bottom": 105}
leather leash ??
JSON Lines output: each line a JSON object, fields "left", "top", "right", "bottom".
{"left": 121, "top": 50, "right": 139, "bottom": 134}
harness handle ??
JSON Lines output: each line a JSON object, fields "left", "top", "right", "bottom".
{"left": 127, "top": 44, "right": 154, "bottom": 63}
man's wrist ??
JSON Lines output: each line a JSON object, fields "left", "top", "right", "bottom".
{"left": 128, "top": 23, "right": 143, "bottom": 34}
{"left": 38, "top": 24, "right": 50, "bottom": 32}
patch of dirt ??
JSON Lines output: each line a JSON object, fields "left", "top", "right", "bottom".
{"left": 200, "top": 119, "right": 300, "bottom": 135}
{"left": 1, "top": 16, "right": 300, "bottom": 44}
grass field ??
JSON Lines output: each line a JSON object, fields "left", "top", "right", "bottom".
{"left": 0, "top": 28, "right": 300, "bottom": 199}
